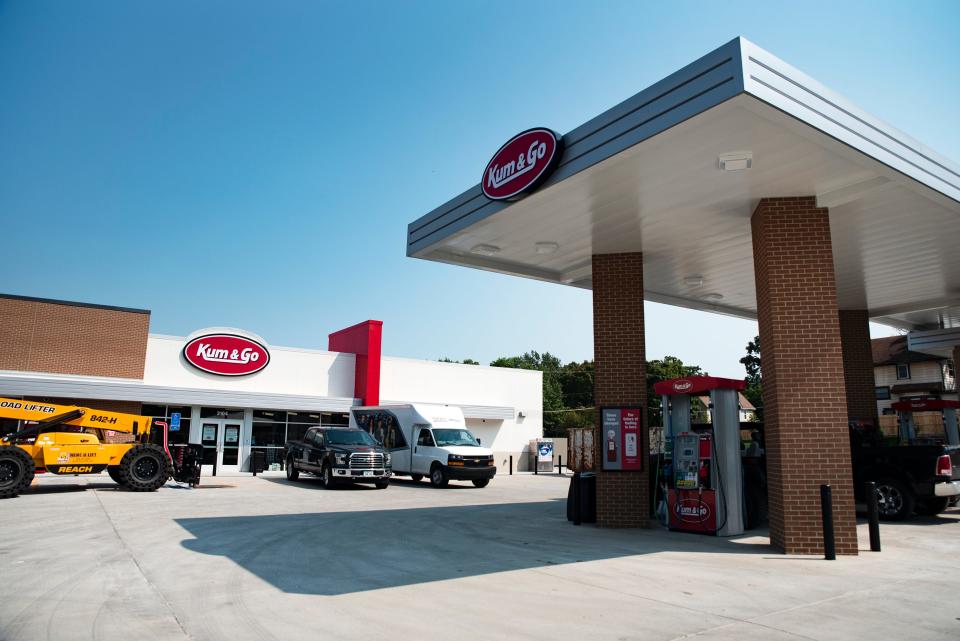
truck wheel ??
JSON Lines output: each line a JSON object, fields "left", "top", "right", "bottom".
{"left": 915, "top": 497, "right": 950, "bottom": 516}
{"left": 471, "top": 479, "right": 490, "bottom": 488}
{"left": 874, "top": 478, "right": 915, "bottom": 521}
{"left": 430, "top": 464, "right": 448, "bottom": 488}
{"left": 117, "top": 444, "right": 170, "bottom": 492}
{"left": 286, "top": 456, "right": 299, "bottom": 481}
{"left": 375, "top": 479, "right": 389, "bottom": 489}
{"left": 322, "top": 464, "right": 337, "bottom": 489}
{"left": 107, "top": 466, "right": 123, "bottom": 484}
{"left": 410, "top": 474, "right": 424, "bottom": 482}
{"left": 0, "top": 446, "right": 34, "bottom": 499}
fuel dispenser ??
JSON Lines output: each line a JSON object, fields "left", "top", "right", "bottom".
{"left": 890, "top": 398, "right": 960, "bottom": 446}
{"left": 654, "top": 376, "right": 745, "bottom": 536}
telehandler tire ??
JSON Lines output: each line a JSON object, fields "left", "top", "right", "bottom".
{"left": 0, "top": 446, "right": 35, "bottom": 499}
{"left": 107, "top": 466, "right": 123, "bottom": 484}
{"left": 117, "top": 444, "right": 170, "bottom": 492}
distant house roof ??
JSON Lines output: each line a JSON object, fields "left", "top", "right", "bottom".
{"left": 872, "top": 336, "right": 945, "bottom": 366}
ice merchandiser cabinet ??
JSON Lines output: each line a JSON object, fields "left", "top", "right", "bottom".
{"left": 655, "top": 376, "right": 746, "bottom": 537}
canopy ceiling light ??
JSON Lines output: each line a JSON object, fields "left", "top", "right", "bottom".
{"left": 470, "top": 244, "right": 501, "bottom": 256}
{"left": 718, "top": 151, "right": 753, "bottom": 171}
{"left": 535, "top": 242, "right": 559, "bottom": 255}
{"left": 684, "top": 276, "right": 704, "bottom": 288}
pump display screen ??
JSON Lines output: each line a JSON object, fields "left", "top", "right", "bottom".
{"left": 674, "top": 435, "right": 699, "bottom": 488}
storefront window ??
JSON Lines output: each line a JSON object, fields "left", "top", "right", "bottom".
{"left": 143, "top": 405, "right": 191, "bottom": 445}
{"left": 249, "top": 409, "right": 338, "bottom": 469}
{"left": 0, "top": 417, "right": 19, "bottom": 438}
{"left": 251, "top": 422, "right": 286, "bottom": 447}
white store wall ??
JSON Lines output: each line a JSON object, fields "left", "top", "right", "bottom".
{"left": 379, "top": 355, "right": 543, "bottom": 457}
{"left": 143, "top": 335, "right": 357, "bottom": 398}
{"left": 141, "top": 334, "right": 543, "bottom": 471}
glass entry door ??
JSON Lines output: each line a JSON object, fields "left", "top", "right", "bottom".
{"left": 200, "top": 420, "right": 242, "bottom": 474}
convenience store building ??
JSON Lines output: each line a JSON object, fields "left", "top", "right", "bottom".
{"left": 0, "top": 293, "right": 542, "bottom": 473}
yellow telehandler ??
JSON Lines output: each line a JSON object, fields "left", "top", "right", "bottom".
{"left": 0, "top": 397, "right": 202, "bottom": 498}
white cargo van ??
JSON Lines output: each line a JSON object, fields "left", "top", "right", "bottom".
{"left": 350, "top": 404, "right": 496, "bottom": 488}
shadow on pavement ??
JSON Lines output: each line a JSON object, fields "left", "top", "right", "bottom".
{"left": 262, "top": 476, "right": 477, "bottom": 491}
{"left": 176, "top": 500, "right": 774, "bottom": 596}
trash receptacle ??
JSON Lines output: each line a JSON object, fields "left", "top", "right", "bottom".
{"left": 567, "top": 472, "right": 597, "bottom": 524}
{"left": 251, "top": 450, "right": 267, "bottom": 475}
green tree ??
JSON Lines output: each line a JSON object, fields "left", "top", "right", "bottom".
{"left": 647, "top": 356, "right": 706, "bottom": 426}
{"left": 438, "top": 357, "right": 479, "bottom": 365}
{"left": 739, "top": 335, "right": 763, "bottom": 420}
{"left": 490, "top": 351, "right": 566, "bottom": 436}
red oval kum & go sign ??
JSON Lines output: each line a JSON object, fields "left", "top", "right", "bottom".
{"left": 182, "top": 333, "right": 270, "bottom": 376}
{"left": 482, "top": 128, "right": 564, "bottom": 201}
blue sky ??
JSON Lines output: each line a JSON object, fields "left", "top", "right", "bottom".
{"left": 1, "top": 1, "right": 957, "bottom": 378}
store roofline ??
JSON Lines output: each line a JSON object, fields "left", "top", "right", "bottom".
{"left": 0, "top": 292, "right": 150, "bottom": 315}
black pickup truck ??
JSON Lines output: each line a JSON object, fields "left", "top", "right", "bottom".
{"left": 850, "top": 424, "right": 960, "bottom": 519}
{"left": 284, "top": 426, "right": 391, "bottom": 489}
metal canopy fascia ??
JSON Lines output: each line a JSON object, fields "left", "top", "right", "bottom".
{"left": 406, "top": 37, "right": 960, "bottom": 329}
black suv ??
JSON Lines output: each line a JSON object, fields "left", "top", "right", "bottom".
{"left": 284, "top": 426, "right": 391, "bottom": 489}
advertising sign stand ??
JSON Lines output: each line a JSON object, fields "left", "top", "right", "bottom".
{"left": 599, "top": 407, "right": 643, "bottom": 472}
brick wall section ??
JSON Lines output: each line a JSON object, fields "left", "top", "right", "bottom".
{"left": 592, "top": 252, "right": 648, "bottom": 528}
{"left": 751, "top": 197, "right": 858, "bottom": 555}
{"left": 838, "top": 310, "right": 878, "bottom": 424}
{"left": 0, "top": 296, "right": 149, "bottom": 379}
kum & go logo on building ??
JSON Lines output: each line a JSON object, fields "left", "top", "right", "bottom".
{"left": 182, "top": 330, "right": 270, "bottom": 376}
{"left": 482, "top": 128, "right": 564, "bottom": 201}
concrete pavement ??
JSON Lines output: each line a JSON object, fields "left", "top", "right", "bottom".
{"left": 1, "top": 472, "right": 958, "bottom": 641}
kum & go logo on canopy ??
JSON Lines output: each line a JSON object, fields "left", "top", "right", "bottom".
{"left": 182, "top": 331, "right": 270, "bottom": 376}
{"left": 482, "top": 128, "right": 564, "bottom": 201}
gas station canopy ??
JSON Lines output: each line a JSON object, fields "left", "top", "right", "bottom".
{"left": 407, "top": 37, "right": 960, "bottom": 330}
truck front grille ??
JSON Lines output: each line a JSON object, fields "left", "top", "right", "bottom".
{"left": 349, "top": 452, "right": 385, "bottom": 469}
{"left": 463, "top": 456, "right": 492, "bottom": 467}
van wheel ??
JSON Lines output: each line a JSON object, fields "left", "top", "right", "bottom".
{"left": 874, "top": 477, "right": 914, "bottom": 521}
{"left": 472, "top": 479, "right": 490, "bottom": 488}
{"left": 410, "top": 474, "right": 424, "bottom": 482}
{"left": 117, "top": 444, "right": 170, "bottom": 492}
{"left": 430, "top": 465, "right": 448, "bottom": 488}
{"left": 286, "top": 457, "right": 299, "bottom": 481}
{"left": 0, "top": 446, "right": 34, "bottom": 499}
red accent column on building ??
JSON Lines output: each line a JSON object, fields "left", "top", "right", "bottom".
{"left": 752, "top": 197, "right": 857, "bottom": 555}
{"left": 328, "top": 321, "right": 383, "bottom": 406}
{"left": 592, "top": 252, "right": 649, "bottom": 528}
{"left": 839, "top": 310, "right": 878, "bottom": 425}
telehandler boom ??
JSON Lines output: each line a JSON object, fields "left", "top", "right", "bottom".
{"left": 0, "top": 397, "right": 201, "bottom": 498}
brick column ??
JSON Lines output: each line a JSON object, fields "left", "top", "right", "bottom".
{"left": 752, "top": 197, "right": 857, "bottom": 555}
{"left": 838, "top": 310, "right": 878, "bottom": 425}
{"left": 592, "top": 252, "right": 648, "bottom": 528}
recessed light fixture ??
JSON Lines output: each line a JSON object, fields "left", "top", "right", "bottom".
{"left": 718, "top": 151, "right": 753, "bottom": 171}
{"left": 684, "top": 276, "right": 704, "bottom": 288}
{"left": 535, "top": 242, "right": 559, "bottom": 255}
{"left": 702, "top": 292, "right": 724, "bottom": 301}
{"left": 470, "top": 243, "right": 501, "bottom": 256}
